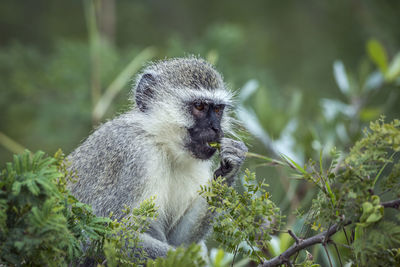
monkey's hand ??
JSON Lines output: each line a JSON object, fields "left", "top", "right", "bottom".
{"left": 213, "top": 138, "right": 247, "bottom": 186}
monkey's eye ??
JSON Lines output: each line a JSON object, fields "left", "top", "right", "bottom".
{"left": 194, "top": 102, "right": 205, "bottom": 111}
{"left": 214, "top": 105, "right": 224, "bottom": 114}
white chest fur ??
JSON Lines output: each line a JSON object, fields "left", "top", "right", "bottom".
{"left": 141, "top": 152, "right": 212, "bottom": 230}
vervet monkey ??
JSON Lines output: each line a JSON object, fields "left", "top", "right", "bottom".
{"left": 68, "top": 57, "right": 247, "bottom": 259}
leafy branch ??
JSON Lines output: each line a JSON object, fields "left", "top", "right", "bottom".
{"left": 206, "top": 118, "right": 400, "bottom": 266}
{"left": 260, "top": 199, "right": 400, "bottom": 267}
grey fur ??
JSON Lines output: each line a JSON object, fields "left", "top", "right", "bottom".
{"left": 136, "top": 57, "right": 224, "bottom": 93}
{"left": 67, "top": 57, "right": 247, "bottom": 260}
{"left": 214, "top": 138, "right": 248, "bottom": 185}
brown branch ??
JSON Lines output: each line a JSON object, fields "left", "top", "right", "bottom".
{"left": 381, "top": 199, "right": 400, "bottom": 209}
{"left": 259, "top": 198, "right": 400, "bottom": 267}
{"left": 260, "top": 223, "right": 344, "bottom": 267}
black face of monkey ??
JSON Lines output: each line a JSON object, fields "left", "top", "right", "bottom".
{"left": 187, "top": 100, "right": 225, "bottom": 160}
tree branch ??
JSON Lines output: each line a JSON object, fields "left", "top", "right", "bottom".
{"left": 381, "top": 199, "right": 400, "bottom": 209}
{"left": 259, "top": 198, "right": 400, "bottom": 267}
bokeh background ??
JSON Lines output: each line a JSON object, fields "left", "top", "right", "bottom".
{"left": 1, "top": 0, "right": 400, "bottom": 264}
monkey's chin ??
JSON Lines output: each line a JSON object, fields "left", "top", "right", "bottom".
{"left": 187, "top": 142, "right": 217, "bottom": 160}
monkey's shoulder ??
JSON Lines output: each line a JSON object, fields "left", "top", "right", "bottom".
{"left": 71, "top": 113, "right": 144, "bottom": 156}
{"left": 67, "top": 114, "right": 145, "bottom": 184}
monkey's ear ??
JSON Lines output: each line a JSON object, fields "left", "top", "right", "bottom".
{"left": 135, "top": 73, "right": 156, "bottom": 112}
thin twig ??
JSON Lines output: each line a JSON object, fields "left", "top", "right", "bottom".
{"left": 343, "top": 228, "right": 350, "bottom": 246}
{"left": 246, "top": 239, "right": 264, "bottom": 263}
{"left": 322, "top": 244, "right": 333, "bottom": 267}
{"left": 350, "top": 229, "right": 355, "bottom": 243}
{"left": 332, "top": 242, "right": 343, "bottom": 267}
{"left": 292, "top": 251, "right": 300, "bottom": 265}
{"left": 286, "top": 259, "right": 294, "bottom": 267}
{"left": 231, "top": 246, "right": 238, "bottom": 267}
{"left": 336, "top": 243, "right": 352, "bottom": 249}
{"left": 287, "top": 230, "right": 300, "bottom": 244}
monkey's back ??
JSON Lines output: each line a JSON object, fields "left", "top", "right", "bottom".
{"left": 67, "top": 112, "right": 148, "bottom": 219}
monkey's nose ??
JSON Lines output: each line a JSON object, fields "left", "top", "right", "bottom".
{"left": 211, "top": 126, "right": 224, "bottom": 140}
{"left": 211, "top": 125, "right": 220, "bottom": 134}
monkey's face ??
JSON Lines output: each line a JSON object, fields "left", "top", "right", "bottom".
{"left": 186, "top": 100, "right": 225, "bottom": 160}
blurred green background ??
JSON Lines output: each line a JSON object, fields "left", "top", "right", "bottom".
{"left": 0, "top": 0, "right": 400, "bottom": 263}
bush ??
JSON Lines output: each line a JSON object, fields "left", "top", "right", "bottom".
{"left": 0, "top": 150, "right": 111, "bottom": 265}
{"left": 1, "top": 118, "right": 400, "bottom": 266}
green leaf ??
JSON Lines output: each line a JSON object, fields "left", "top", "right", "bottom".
{"left": 280, "top": 154, "right": 307, "bottom": 175}
{"left": 26, "top": 178, "right": 40, "bottom": 195}
{"left": 360, "top": 107, "right": 382, "bottom": 122}
{"left": 385, "top": 52, "right": 400, "bottom": 82}
{"left": 365, "top": 210, "right": 383, "bottom": 224}
{"left": 324, "top": 179, "right": 336, "bottom": 206}
{"left": 12, "top": 181, "right": 22, "bottom": 195}
{"left": 361, "top": 202, "right": 373, "bottom": 215}
{"left": 367, "top": 39, "right": 388, "bottom": 73}
{"left": 214, "top": 249, "right": 225, "bottom": 267}
{"left": 359, "top": 196, "right": 384, "bottom": 227}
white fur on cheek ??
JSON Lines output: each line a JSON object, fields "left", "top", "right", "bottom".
{"left": 137, "top": 98, "right": 192, "bottom": 158}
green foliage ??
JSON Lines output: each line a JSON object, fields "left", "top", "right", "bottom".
{"left": 207, "top": 248, "right": 250, "bottom": 267}
{"left": 354, "top": 218, "right": 400, "bottom": 266}
{"left": 0, "top": 150, "right": 110, "bottom": 265}
{"left": 356, "top": 195, "right": 383, "bottom": 228}
{"left": 0, "top": 150, "right": 160, "bottom": 266}
{"left": 1, "top": 119, "right": 400, "bottom": 266}
{"left": 341, "top": 118, "right": 400, "bottom": 221}
{"left": 292, "top": 118, "right": 400, "bottom": 266}
{"left": 1, "top": 120, "right": 399, "bottom": 267}
{"left": 103, "top": 198, "right": 158, "bottom": 266}
{"left": 200, "top": 169, "right": 282, "bottom": 263}
{"left": 146, "top": 244, "right": 206, "bottom": 267}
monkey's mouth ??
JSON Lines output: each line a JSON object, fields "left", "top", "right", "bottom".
{"left": 207, "top": 142, "right": 220, "bottom": 149}
{"left": 202, "top": 142, "right": 218, "bottom": 156}
{"left": 204, "top": 143, "right": 216, "bottom": 151}
{"left": 186, "top": 127, "right": 222, "bottom": 160}
{"left": 201, "top": 141, "right": 218, "bottom": 151}
{"left": 187, "top": 140, "right": 219, "bottom": 160}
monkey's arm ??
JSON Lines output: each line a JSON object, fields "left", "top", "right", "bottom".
{"left": 139, "top": 232, "right": 174, "bottom": 259}
{"left": 168, "top": 138, "right": 247, "bottom": 246}
{"left": 167, "top": 196, "right": 213, "bottom": 246}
